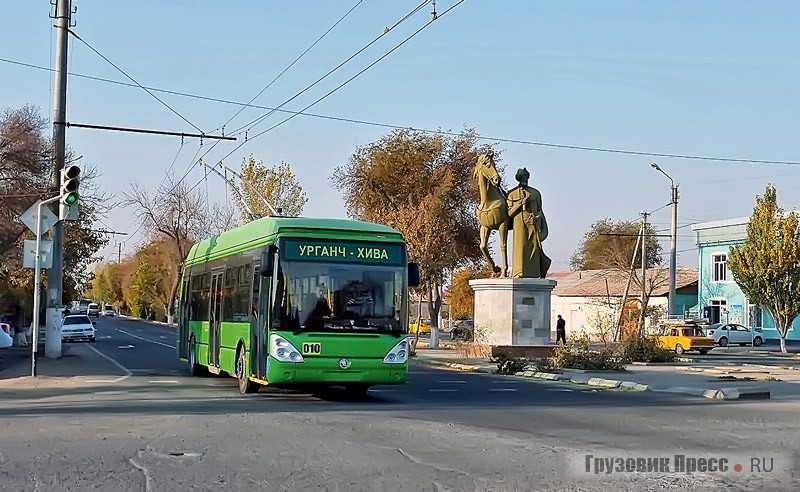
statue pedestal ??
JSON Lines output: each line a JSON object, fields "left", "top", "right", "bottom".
{"left": 469, "top": 278, "right": 557, "bottom": 346}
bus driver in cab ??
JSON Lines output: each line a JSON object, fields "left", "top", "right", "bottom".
{"left": 304, "top": 284, "right": 332, "bottom": 329}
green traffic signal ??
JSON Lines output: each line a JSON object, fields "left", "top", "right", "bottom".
{"left": 64, "top": 192, "right": 78, "bottom": 205}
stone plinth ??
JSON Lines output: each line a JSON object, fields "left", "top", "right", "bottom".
{"left": 469, "top": 278, "right": 557, "bottom": 346}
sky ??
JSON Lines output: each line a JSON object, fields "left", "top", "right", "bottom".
{"left": 2, "top": 0, "right": 799, "bottom": 273}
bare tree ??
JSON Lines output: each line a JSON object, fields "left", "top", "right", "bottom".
{"left": 205, "top": 201, "right": 239, "bottom": 237}
{"left": 122, "top": 175, "right": 207, "bottom": 323}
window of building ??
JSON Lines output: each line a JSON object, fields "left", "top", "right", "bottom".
{"left": 712, "top": 253, "right": 727, "bottom": 282}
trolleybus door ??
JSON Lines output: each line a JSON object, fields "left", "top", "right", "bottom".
{"left": 209, "top": 271, "right": 223, "bottom": 368}
{"left": 250, "top": 264, "right": 265, "bottom": 378}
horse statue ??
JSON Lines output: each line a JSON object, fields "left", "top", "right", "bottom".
{"left": 473, "top": 151, "right": 510, "bottom": 277}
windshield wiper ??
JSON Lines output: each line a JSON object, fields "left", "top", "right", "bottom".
{"left": 293, "top": 317, "right": 354, "bottom": 335}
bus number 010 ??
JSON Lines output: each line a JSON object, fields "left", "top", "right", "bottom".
{"left": 302, "top": 343, "right": 321, "bottom": 355}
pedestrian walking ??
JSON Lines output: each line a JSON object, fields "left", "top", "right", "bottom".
{"left": 556, "top": 314, "right": 566, "bottom": 345}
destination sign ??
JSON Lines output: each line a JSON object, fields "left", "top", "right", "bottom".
{"left": 282, "top": 239, "right": 404, "bottom": 265}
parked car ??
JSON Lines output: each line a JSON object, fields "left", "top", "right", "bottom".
{"left": 657, "top": 324, "right": 715, "bottom": 355}
{"left": 102, "top": 304, "right": 115, "bottom": 317}
{"left": 451, "top": 319, "right": 474, "bottom": 341}
{"left": 409, "top": 319, "right": 432, "bottom": 334}
{"left": 86, "top": 303, "right": 100, "bottom": 317}
{"left": 61, "top": 315, "right": 96, "bottom": 342}
{"left": 705, "top": 323, "right": 763, "bottom": 347}
{"left": 0, "top": 323, "right": 12, "bottom": 349}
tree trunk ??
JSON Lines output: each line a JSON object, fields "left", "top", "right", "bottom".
{"left": 775, "top": 313, "right": 790, "bottom": 354}
{"left": 412, "top": 290, "right": 422, "bottom": 354}
{"left": 166, "top": 263, "right": 183, "bottom": 326}
{"left": 428, "top": 279, "right": 442, "bottom": 349}
{"left": 637, "top": 295, "right": 650, "bottom": 338}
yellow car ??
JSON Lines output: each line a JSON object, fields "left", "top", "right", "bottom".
{"left": 409, "top": 319, "right": 432, "bottom": 334}
{"left": 657, "top": 325, "right": 715, "bottom": 355}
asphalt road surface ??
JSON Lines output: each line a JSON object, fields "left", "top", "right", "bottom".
{"left": 0, "top": 316, "right": 797, "bottom": 491}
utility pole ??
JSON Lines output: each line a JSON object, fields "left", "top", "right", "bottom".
{"left": 45, "top": 0, "right": 74, "bottom": 358}
{"left": 669, "top": 184, "right": 678, "bottom": 316}
{"left": 640, "top": 211, "right": 648, "bottom": 337}
{"left": 651, "top": 163, "right": 678, "bottom": 318}
{"left": 118, "top": 243, "right": 122, "bottom": 264}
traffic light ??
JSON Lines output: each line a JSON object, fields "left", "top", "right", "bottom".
{"left": 59, "top": 165, "right": 80, "bottom": 221}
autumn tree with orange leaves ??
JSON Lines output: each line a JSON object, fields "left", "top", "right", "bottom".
{"left": 331, "top": 128, "right": 498, "bottom": 348}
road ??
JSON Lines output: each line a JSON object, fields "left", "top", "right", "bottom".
{"left": 0, "top": 316, "right": 797, "bottom": 491}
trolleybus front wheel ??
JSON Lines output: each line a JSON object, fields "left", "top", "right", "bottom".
{"left": 236, "top": 344, "right": 260, "bottom": 395}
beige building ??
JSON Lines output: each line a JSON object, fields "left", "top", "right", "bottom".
{"left": 547, "top": 268, "right": 698, "bottom": 340}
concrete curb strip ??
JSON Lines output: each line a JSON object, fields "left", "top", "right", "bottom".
{"left": 413, "top": 357, "right": 772, "bottom": 400}
{"left": 413, "top": 358, "right": 490, "bottom": 373}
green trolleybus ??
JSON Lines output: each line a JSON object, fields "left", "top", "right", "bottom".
{"left": 176, "top": 216, "right": 420, "bottom": 395}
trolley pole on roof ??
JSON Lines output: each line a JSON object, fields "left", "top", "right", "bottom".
{"left": 199, "top": 160, "right": 259, "bottom": 222}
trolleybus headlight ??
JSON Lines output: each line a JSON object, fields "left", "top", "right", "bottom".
{"left": 270, "top": 334, "right": 305, "bottom": 363}
{"left": 383, "top": 338, "right": 409, "bottom": 364}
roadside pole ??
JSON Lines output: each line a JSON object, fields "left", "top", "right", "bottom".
{"left": 31, "top": 196, "right": 61, "bottom": 376}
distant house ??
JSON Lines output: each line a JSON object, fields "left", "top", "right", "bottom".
{"left": 692, "top": 217, "right": 799, "bottom": 343}
{"left": 548, "top": 268, "right": 698, "bottom": 340}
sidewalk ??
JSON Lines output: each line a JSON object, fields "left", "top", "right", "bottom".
{"left": 411, "top": 348, "right": 800, "bottom": 401}
{"left": 0, "top": 340, "right": 126, "bottom": 385}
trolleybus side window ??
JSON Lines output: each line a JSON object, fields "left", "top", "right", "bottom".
{"left": 223, "top": 262, "right": 252, "bottom": 322}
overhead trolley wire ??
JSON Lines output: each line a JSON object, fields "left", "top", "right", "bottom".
{"left": 5, "top": 56, "right": 799, "bottom": 167}
{"left": 228, "top": 0, "right": 433, "bottom": 137}
{"left": 217, "top": 0, "right": 364, "bottom": 134}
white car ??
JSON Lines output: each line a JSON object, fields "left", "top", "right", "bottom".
{"left": 705, "top": 323, "right": 763, "bottom": 347}
{"left": 0, "top": 323, "right": 12, "bottom": 349}
{"left": 102, "top": 304, "right": 115, "bottom": 317}
{"left": 61, "top": 315, "right": 96, "bottom": 342}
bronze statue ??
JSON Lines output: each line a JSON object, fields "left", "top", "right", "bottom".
{"left": 473, "top": 152, "right": 510, "bottom": 277}
{"left": 506, "top": 167, "right": 551, "bottom": 278}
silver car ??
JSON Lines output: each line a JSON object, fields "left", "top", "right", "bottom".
{"left": 705, "top": 323, "right": 763, "bottom": 347}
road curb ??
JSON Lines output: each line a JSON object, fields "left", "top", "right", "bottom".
{"left": 412, "top": 357, "right": 491, "bottom": 373}
{"left": 118, "top": 315, "right": 176, "bottom": 328}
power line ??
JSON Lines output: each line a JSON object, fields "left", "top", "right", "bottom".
{"left": 215, "top": 0, "right": 464, "bottom": 166}
{"left": 6, "top": 55, "right": 800, "bottom": 167}
{"left": 218, "top": 0, "right": 363, "bottom": 134}
{"left": 66, "top": 29, "right": 204, "bottom": 134}
{"left": 229, "top": 0, "right": 432, "bottom": 136}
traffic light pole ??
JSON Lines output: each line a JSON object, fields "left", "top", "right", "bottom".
{"left": 46, "top": 0, "right": 72, "bottom": 359}
{"left": 32, "top": 195, "right": 62, "bottom": 375}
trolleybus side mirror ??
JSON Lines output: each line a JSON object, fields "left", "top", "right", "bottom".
{"left": 260, "top": 245, "right": 277, "bottom": 277}
{"left": 408, "top": 262, "right": 420, "bottom": 287}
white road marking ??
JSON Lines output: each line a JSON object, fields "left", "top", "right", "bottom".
{"left": 547, "top": 388, "right": 573, "bottom": 392}
{"left": 493, "top": 380, "right": 518, "bottom": 383}
{"left": 117, "top": 329, "right": 176, "bottom": 349}
{"left": 429, "top": 389, "right": 458, "bottom": 392}
{"left": 368, "top": 389, "right": 396, "bottom": 392}
{"left": 489, "top": 388, "right": 517, "bottom": 392}
{"left": 98, "top": 336, "right": 112, "bottom": 339}
{"left": 160, "top": 336, "right": 167, "bottom": 339}
{"left": 148, "top": 380, "right": 179, "bottom": 384}
{"left": 439, "top": 380, "right": 467, "bottom": 384}
{"left": 85, "top": 344, "right": 132, "bottom": 383}
{"left": 118, "top": 345, "right": 135, "bottom": 349}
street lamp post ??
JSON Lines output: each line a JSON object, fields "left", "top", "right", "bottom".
{"left": 651, "top": 163, "right": 678, "bottom": 318}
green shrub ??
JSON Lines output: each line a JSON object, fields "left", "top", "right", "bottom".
{"left": 550, "top": 334, "right": 626, "bottom": 371}
{"left": 621, "top": 336, "right": 676, "bottom": 363}
{"left": 494, "top": 355, "right": 529, "bottom": 374}
{"left": 532, "top": 357, "right": 558, "bottom": 373}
